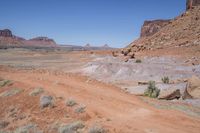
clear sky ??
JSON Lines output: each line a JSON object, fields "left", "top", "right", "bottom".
{"left": 0, "top": 0, "right": 186, "bottom": 48}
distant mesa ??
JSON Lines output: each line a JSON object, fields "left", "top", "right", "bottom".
{"left": 0, "top": 29, "right": 13, "bottom": 37}
{"left": 85, "top": 43, "right": 91, "bottom": 47}
{"left": 102, "top": 44, "right": 109, "bottom": 47}
{"left": 0, "top": 29, "right": 57, "bottom": 47}
{"left": 140, "top": 19, "right": 171, "bottom": 38}
{"left": 186, "top": 0, "right": 200, "bottom": 10}
{"left": 28, "top": 37, "right": 57, "bottom": 46}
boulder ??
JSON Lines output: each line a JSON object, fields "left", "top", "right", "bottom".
{"left": 158, "top": 88, "right": 181, "bottom": 100}
{"left": 40, "top": 95, "right": 53, "bottom": 108}
{"left": 183, "top": 76, "right": 200, "bottom": 99}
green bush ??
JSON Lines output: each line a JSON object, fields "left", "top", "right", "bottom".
{"left": 144, "top": 81, "right": 160, "bottom": 98}
{"left": 135, "top": 59, "right": 142, "bottom": 63}
{"left": 162, "top": 76, "right": 169, "bottom": 84}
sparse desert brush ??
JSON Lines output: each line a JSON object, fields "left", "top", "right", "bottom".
{"left": 66, "top": 98, "right": 77, "bottom": 107}
{"left": 75, "top": 105, "right": 86, "bottom": 113}
{"left": 29, "top": 87, "right": 44, "bottom": 96}
{"left": 0, "top": 80, "right": 12, "bottom": 87}
{"left": 59, "top": 121, "right": 84, "bottom": 133}
{"left": 88, "top": 125, "right": 107, "bottom": 133}
{"left": 135, "top": 59, "right": 142, "bottom": 63}
{"left": 144, "top": 81, "right": 160, "bottom": 98}
{"left": 162, "top": 76, "right": 170, "bottom": 84}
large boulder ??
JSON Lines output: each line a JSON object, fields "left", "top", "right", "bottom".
{"left": 40, "top": 95, "right": 53, "bottom": 108}
{"left": 183, "top": 76, "right": 200, "bottom": 99}
{"left": 158, "top": 88, "right": 181, "bottom": 100}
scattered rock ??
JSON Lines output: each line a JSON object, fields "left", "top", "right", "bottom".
{"left": 183, "top": 76, "right": 200, "bottom": 99}
{"left": 29, "top": 87, "right": 44, "bottom": 96}
{"left": 0, "top": 88, "right": 23, "bottom": 97}
{"left": 58, "top": 121, "right": 85, "bottom": 133}
{"left": 158, "top": 88, "right": 181, "bottom": 100}
{"left": 40, "top": 95, "right": 54, "bottom": 108}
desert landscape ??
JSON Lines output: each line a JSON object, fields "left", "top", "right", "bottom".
{"left": 0, "top": 0, "right": 200, "bottom": 133}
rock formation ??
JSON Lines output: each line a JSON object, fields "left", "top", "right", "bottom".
{"left": 140, "top": 20, "right": 171, "bottom": 37}
{"left": 186, "top": 0, "right": 200, "bottom": 10}
{"left": 28, "top": 37, "right": 56, "bottom": 46}
{"left": 121, "top": 1, "right": 200, "bottom": 57}
{"left": 0, "top": 29, "right": 57, "bottom": 47}
{"left": 0, "top": 29, "right": 13, "bottom": 37}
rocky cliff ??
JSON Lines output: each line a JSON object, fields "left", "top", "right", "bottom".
{"left": 187, "top": 0, "right": 200, "bottom": 10}
{"left": 121, "top": 2, "right": 200, "bottom": 58}
{"left": 140, "top": 20, "right": 171, "bottom": 37}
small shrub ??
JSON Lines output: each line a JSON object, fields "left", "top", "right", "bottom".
{"left": 144, "top": 81, "right": 160, "bottom": 98}
{"left": 162, "top": 76, "right": 170, "bottom": 84}
{"left": 135, "top": 59, "right": 142, "bottom": 63}
{"left": 88, "top": 125, "right": 107, "bottom": 133}
{"left": 0, "top": 80, "right": 12, "bottom": 88}
{"left": 66, "top": 99, "right": 77, "bottom": 107}
{"left": 59, "top": 121, "right": 84, "bottom": 133}
{"left": 29, "top": 87, "right": 44, "bottom": 96}
{"left": 0, "top": 88, "right": 23, "bottom": 97}
{"left": 75, "top": 105, "right": 86, "bottom": 113}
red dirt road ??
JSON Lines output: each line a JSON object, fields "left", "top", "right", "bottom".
{"left": 0, "top": 66, "right": 200, "bottom": 133}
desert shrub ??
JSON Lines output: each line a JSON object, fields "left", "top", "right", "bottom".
{"left": 0, "top": 88, "right": 23, "bottom": 97}
{"left": 144, "top": 81, "right": 160, "bottom": 98}
{"left": 135, "top": 59, "right": 142, "bottom": 63}
{"left": 0, "top": 80, "right": 12, "bottom": 88}
{"left": 162, "top": 76, "right": 170, "bottom": 84}
{"left": 14, "top": 124, "right": 43, "bottom": 133}
{"left": 59, "top": 121, "right": 84, "bottom": 133}
{"left": 88, "top": 125, "right": 107, "bottom": 133}
{"left": 66, "top": 99, "right": 77, "bottom": 107}
{"left": 75, "top": 105, "right": 86, "bottom": 113}
{"left": 29, "top": 87, "right": 44, "bottom": 96}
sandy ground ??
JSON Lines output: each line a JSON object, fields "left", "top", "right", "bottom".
{"left": 0, "top": 47, "right": 200, "bottom": 132}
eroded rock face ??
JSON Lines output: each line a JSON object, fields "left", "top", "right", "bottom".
{"left": 140, "top": 20, "right": 171, "bottom": 37}
{"left": 0, "top": 29, "right": 13, "bottom": 37}
{"left": 187, "top": 0, "right": 200, "bottom": 10}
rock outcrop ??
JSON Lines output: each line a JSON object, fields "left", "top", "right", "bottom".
{"left": 183, "top": 76, "right": 200, "bottom": 99}
{"left": 140, "top": 20, "right": 171, "bottom": 37}
{"left": 187, "top": 0, "right": 200, "bottom": 10}
{"left": 158, "top": 88, "right": 181, "bottom": 100}
{"left": 121, "top": 3, "right": 200, "bottom": 57}
{"left": 0, "top": 29, "right": 13, "bottom": 37}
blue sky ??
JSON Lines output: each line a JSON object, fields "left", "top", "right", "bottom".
{"left": 0, "top": 0, "right": 186, "bottom": 48}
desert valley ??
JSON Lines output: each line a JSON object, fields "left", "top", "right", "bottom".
{"left": 0, "top": 0, "right": 200, "bottom": 133}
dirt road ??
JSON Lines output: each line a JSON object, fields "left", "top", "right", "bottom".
{"left": 0, "top": 66, "right": 200, "bottom": 133}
